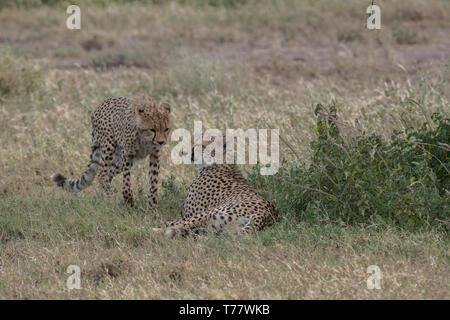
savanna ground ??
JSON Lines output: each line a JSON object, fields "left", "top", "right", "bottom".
{"left": 0, "top": 0, "right": 449, "bottom": 299}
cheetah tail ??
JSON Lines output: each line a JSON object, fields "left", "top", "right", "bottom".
{"left": 51, "top": 143, "right": 102, "bottom": 193}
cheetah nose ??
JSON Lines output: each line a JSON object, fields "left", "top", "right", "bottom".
{"left": 157, "top": 141, "right": 165, "bottom": 145}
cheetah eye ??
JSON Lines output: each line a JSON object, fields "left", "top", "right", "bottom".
{"left": 164, "top": 128, "right": 170, "bottom": 133}
{"left": 149, "top": 129, "right": 156, "bottom": 133}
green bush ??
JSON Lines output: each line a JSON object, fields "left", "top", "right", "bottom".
{"left": 249, "top": 103, "right": 449, "bottom": 231}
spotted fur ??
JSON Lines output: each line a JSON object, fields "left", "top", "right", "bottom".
{"left": 51, "top": 95, "right": 171, "bottom": 210}
{"left": 159, "top": 137, "right": 278, "bottom": 238}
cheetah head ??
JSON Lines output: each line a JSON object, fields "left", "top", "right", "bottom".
{"left": 133, "top": 94, "right": 171, "bottom": 146}
{"left": 188, "top": 134, "right": 229, "bottom": 170}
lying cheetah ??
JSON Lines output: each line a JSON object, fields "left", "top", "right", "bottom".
{"left": 51, "top": 95, "right": 171, "bottom": 209}
{"left": 157, "top": 136, "right": 278, "bottom": 238}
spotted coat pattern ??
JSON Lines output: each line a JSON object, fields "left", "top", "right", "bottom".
{"left": 51, "top": 95, "right": 171, "bottom": 210}
{"left": 163, "top": 148, "right": 278, "bottom": 238}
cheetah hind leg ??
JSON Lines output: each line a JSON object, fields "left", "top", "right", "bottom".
{"left": 158, "top": 217, "right": 209, "bottom": 239}
{"left": 98, "top": 145, "right": 116, "bottom": 197}
{"left": 163, "top": 226, "right": 190, "bottom": 239}
{"left": 151, "top": 220, "right": 186, "bottom": 239}
{"left": 210, "top": 213, "right": 252, "bottom": 236}
{"left": 109, "top": 148, "right": 124, "bottom": 182}
{"left": 237, "top": 217, "right": 252, "bottom": 235}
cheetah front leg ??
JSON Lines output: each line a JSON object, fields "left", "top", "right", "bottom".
{"left": 210, "top": 212, "right": 253, "bottom": 235}
{"left": 147, "top": 149, "right": 161, "bottom": 212}
{"left": 121, "top": 152, "right": 134, "bottom": 207}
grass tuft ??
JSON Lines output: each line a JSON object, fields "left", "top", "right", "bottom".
{"left": 0, "top": 50, "right": 42, "bottom": 98}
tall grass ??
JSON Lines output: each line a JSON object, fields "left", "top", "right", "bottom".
{"left": 0, "top": 1, "right": 449, "bottom": 299}
{"left": 0, "top": 50, "right": 42, "bottom": 98}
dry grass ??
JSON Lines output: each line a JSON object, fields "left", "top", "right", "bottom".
{"left": 2, "top": 225, "right": 448, "bottom": 299}
{"left": 0, "top": 0, "right": 449, "bottom": 299}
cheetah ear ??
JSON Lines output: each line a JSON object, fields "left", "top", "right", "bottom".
{"left": 160, "top": 102, "right": 171, "bottom": 113}
{"left": 133, "top": 101, "right": 145, "bottom": 114}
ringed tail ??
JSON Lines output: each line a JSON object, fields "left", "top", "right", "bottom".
{"left": 51, "top": 141, "right": 102, "bottom": 193}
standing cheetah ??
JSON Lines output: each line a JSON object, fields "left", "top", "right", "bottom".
{"left": 157, "top": 135, "right": 278, "bottom": 238}
{"left": 51, "top": 95, "right": 171, "bottom": 210}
